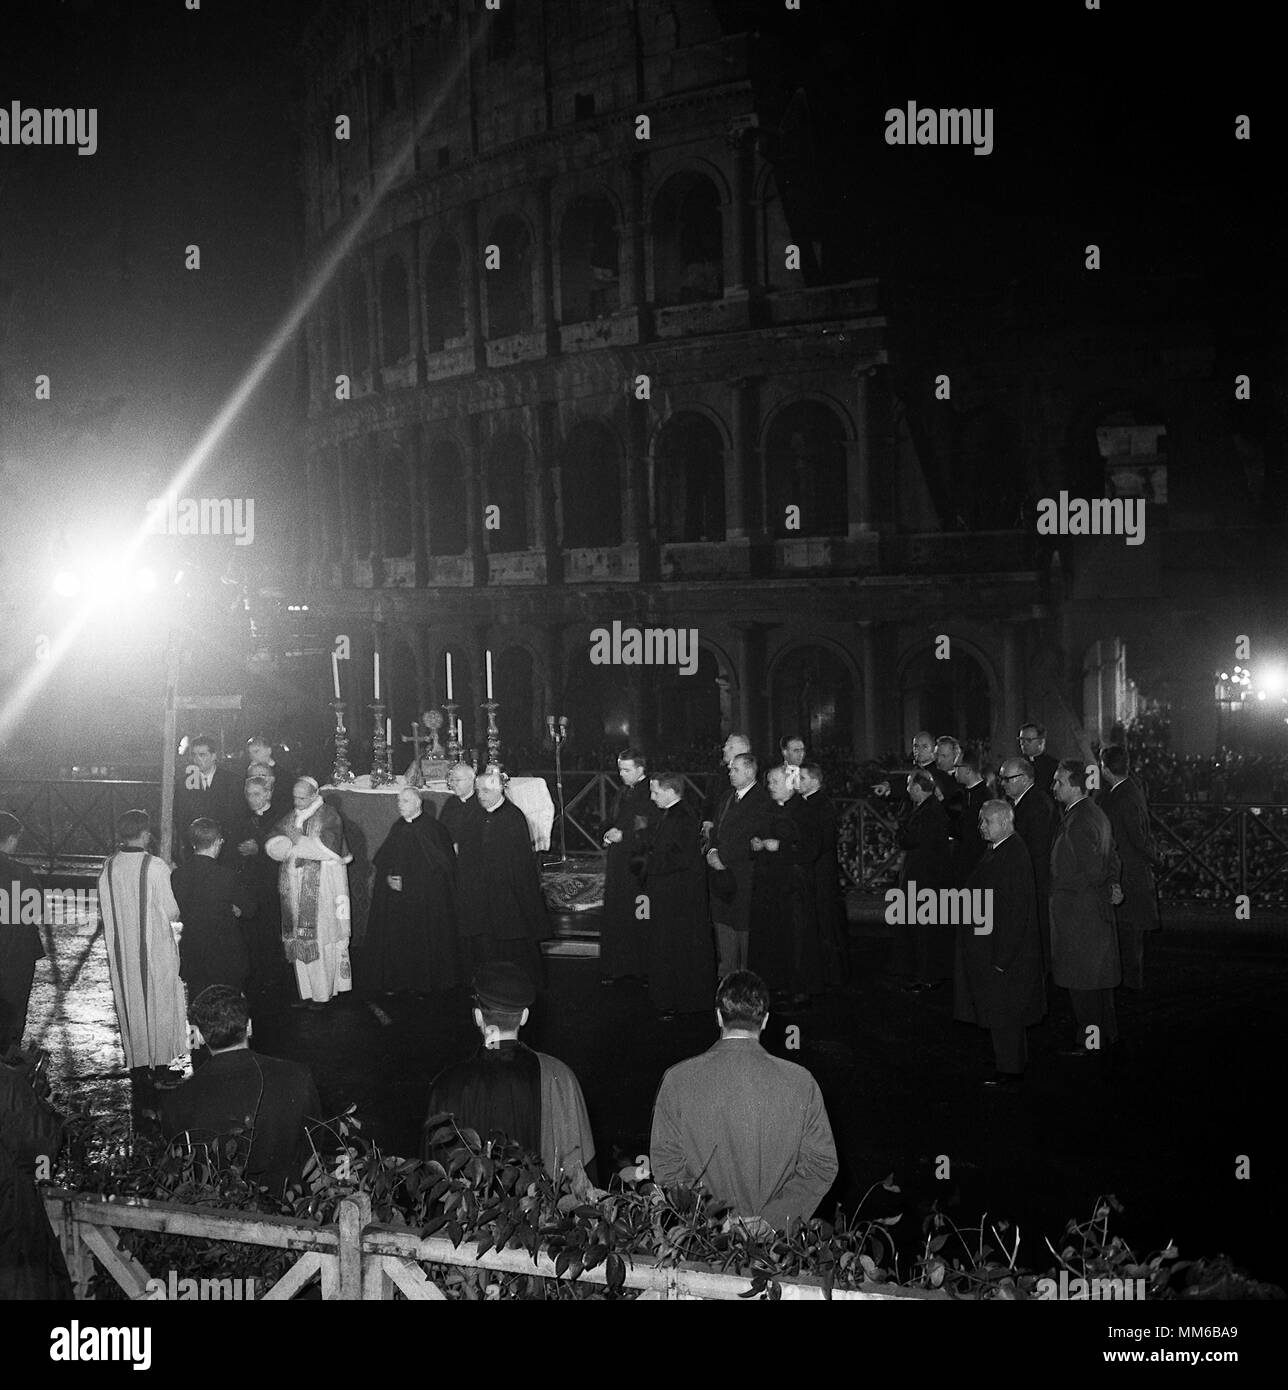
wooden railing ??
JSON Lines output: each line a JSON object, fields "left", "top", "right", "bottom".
{"left": 44, "top": 1190, "right": 934, "bottom": 1301}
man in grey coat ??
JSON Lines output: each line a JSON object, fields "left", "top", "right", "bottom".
{"left": 1098, "top": 744, "right": 1160, "bottom": 991}
{"left": 1050, "top": 760, "right": 1123, "bottom": 1057}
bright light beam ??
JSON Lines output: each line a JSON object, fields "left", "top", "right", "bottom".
{"left": 0, "top": 24, "right": 483, "bottom": 745}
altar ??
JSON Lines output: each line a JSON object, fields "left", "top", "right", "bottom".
{"left": 321, "top": 775, "right": 555, "bottom": 945}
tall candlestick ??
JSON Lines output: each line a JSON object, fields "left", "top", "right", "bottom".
{"left": 331, "top": 649, "right": 341, "bottom": 700}
{"left": 445, "top": 652, "right": 454, "bottom": 701}
{"left": 373, "top": 651, "right": 381, "bottom": 701}
{"left": 486, "top": 649, "right": 494, "bottom": 699}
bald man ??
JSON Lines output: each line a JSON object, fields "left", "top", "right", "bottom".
{"left": 953, "top": 799, "right": 1046, "bottom": 1087}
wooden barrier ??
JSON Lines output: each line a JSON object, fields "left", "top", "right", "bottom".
{"left": 45, "top": 1190, "right": 939, "bottom": 1301}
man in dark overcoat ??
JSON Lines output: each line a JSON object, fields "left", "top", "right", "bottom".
{"left": 891, "top": 768, "right": 953, "bottom": 989}
{"left": 1050, "top": 760, "right": 1123, "bottom": 1056}
{"left": 953, "top": 799, "right": 1046, "bottom": 1087}
{"left": 795, "top": 764, "right": 851, "bottom": 986}
{"left": 599, "top": 748, "right": 656, "bottom": 985}
{"left": 1002, "top": 756, "right": 1060, "bottom": 976}
{"left": 1098, "top": 744, "right": 1159, "bottom": 991}
{"left": 705, "top": 753, "right": 771, "bottom": 979}
{"left": 171, "top": 818, "right": 257, "bottom": 1007}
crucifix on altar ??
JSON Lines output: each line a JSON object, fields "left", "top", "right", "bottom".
{"left": 403, "top": 709, "right": 453, "bottom": 786}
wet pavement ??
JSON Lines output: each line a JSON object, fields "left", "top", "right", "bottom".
{"left": 25, "top": 903, "right": 1288, "bottom": 1275}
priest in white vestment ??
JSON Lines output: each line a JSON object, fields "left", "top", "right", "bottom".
{"left": 266, "top": 778, "right": 353, "bottom": 1009}
{"left": 97, "top": 810, "right": 188, "bottom": 1078}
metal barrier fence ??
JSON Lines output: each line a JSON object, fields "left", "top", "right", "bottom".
{"left": 44, "top": 1190, "right": 929, "bottom": 1301}
{"left": 5, "top": 777, "right": 1285, "bottom": 906}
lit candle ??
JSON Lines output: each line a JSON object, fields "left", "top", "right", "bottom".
{"left": 456, "top": 718, "right": 463, "bottom": 745}
{"left": 386, "top": 717, "right": 392, "bottom": 748}
{"left": 373, "top": 650, "right": 381, "bottom": 702}
{"left": 331, "top": 649, "right": 341, "bottom": 701}
{"left": 486, "top": 649, "right": 494, "bottom": 699}
{"left": 445, "top": 652, "right": 454, "bottom": 701}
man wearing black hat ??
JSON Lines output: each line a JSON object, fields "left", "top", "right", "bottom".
{"left": 421, "top": 963, "right": 596, "bottom": 1192}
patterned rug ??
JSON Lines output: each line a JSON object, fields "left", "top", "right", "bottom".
{"left": 542, "top": 865, "right": 605, "bottom": 914}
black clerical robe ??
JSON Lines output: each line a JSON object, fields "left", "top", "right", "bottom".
{"left": 439, "top": 794, "right": 474, "bottom": 846}
{"left": 454, "top": 799, "right": 551, "bottom": 984}
{"left": 892, "top": 797, "right": 953, "bottom": 981}
{"left": 170, "top": 856, "right": 257, "bottom": 1003}
{"left": 0, "top": 1061, "right": 73, "bottom": 1299}
{"left": 600, "top": 779, "right": 657, "bottom": 980}
{"left": 422, "top": 1040, "right": 595, "bottom": 1185}
{"left": 367, "top": 812, "right": 459, "bottom": 993}
{"left": 953, "top": 834, "right": 1046, "bottom": 1029}
{"left": 639, "top": 799, "right": 714, "bottom": 1013}
{"left": 793, "top": 790, "right": 851, "bottom": 985}
{"left": 953, "top": 780, "right": 990, "bottom": 886}
{"left": 0, "top": 852, "right": 45, "bottom": 1047}
{"left": 747, "top": 799, "right": 823, "bottom": 998}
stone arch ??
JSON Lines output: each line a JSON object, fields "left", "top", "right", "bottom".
{"left": 897, "top": 637, "right": 998, "bottom": 748}
{"left": 558, "top": 193, "right": 621, "bottom": 322}
{"left": 562, "top": 418, "right": 623, "bottom": 548}
{"left": 485, "top": 213, "right": 535, "bottom": 338}
{"left": 653, "top": 410, "right": 727, "bottom": 543}
{"left": 651, "top": 169, "right": 724, "bottom": 307}
{"left": 423, "top": 234, "right": 465, "bottom": 351}
{"left": 381, "top": 446, "right": 412, "bottom": 557}
{"left": 761, "top": 397, "right": 850, "bottom": 538}
{"left": 425, "top": 434, "right": 468, "bottom": 556}
{"left": 768, "top": 638, "right": 860, "bottom": 752}
{"left": 379, "top": 252, "right": 410, "bottom": 365}
{"left": 484, "top": 432, "right": 530, "bottom": 552}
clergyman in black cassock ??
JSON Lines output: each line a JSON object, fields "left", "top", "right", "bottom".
{"left": 225, "top": 780, "right": 287, "bottom": 998}
{"left": 0, "top": 817, "right": 45, "bottom": 1047}
{"left": 890, "top": 772, "right": 953, "bottom": 985}
{"left": 599, "top": 754, "right": 656, "bottom": 983}
{"left": 794, "top": 769, "right": 851, "bottom": 987}
{"left": 366, "top": 789, "right": 459, "bottom": 995}
{"left": 170, "top": 826, "right": 257, "bottom": 1005}
{"left": 953, "top": 804, "right": 1046, "bottom": 1081}
{"left": 454, "top": 777, "right": 550, "bottom": 987}
{"left": 747, "top": 774, "right": 823, "bottom": 1002}
{"left": 639, "top": 777, "right": 714, "bottom": 1015}
{"left": 1004, "top": 760, "right": 1060, "bottom": 976}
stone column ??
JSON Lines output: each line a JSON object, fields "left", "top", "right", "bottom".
{"left": 537, "top": 178, "right": 559, "bottom": 353}
{"left": 726, "top": 378, "right": 754, "bottom": 540}
{"left": 723, "top": 124, "right": 756, "bottom": 296}
{"left": 464, "top": 414, "right": 488, "bottom": 585}
{"left": 858, "top": 619, "right": 879, "bottom": 757}
{"left": 847, "top": 369, "right": 874, "bottom": 537}
{"left": 1002, "top": 620, "right": 1023, "bottom": 750}
{"left": 535, "top": 400, "right": 563, "bottom": 582}
{"left": 409, "top": 422, "right": 428, "bottom": 586}
{"left": 463, "top": 201, "right": 486, "bottom": 370}
{"left": 730, "top": 621, "right": 772, "bottom": 750}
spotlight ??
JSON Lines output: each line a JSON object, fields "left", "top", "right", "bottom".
{"left": 134, "top": 569, "right": 157, "bottom": 593}
{"left": 52, "top": 571, "right": 81, "bottom": 598}
{"left": 1256, "top": 665, "right": 1286, "bottom": 697}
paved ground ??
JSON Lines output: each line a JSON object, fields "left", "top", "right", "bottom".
{"left": 26, "top": 903, "right": 1287, "bottom": 1276}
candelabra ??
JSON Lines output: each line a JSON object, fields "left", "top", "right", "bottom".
{"left": 369, "top": 701, "right": 394, "bottom": 786}
{"left": 481, "top": 699, "right": 503, "bottom": 774}
{"left": 546, "top": 714, "right": 569, "bottom": 863}
{"left": 443, "top": 701, "right": 462, "bottom": 763}
{"left": 330, "top": 701, "right": 355, "bottom": 784}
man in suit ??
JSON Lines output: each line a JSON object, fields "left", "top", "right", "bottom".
{"left": 599, "top": 747, "right": 657, "bottom": 986}
{"left": 950, "top": 746, "right": 989, "bottom": 882}
{"left": 160, "top": 985, "right": 322, "bottom": 1200}
{"left": 0, "top": 814, "right": 44, "bottom": 1048}
{"left": 706, "top": 753, "right": 771, "bottom": 978}
{"left": 173, "top": 734, "right": 241, "bottom": 861}
{"left": 796, "top": 764, "right": 851, "bottom": 986}
{"left": 650, "top": 970, "right": 837, "bottom": 1232}
{"left": 953, "top": 799, "right": 1046, "bottom": 1088}
{"left": 171, "top": 818, "right": 257, "bottom": 1007}
{"left": 932, "top": 735, "right": 966, "bottom": 824}
{"left": 1001, "top": 756, "right": 1059, "bottom": 977}
{"left": 224, "top": 778, "right": 286, "bottom": 1001}
{"left": 892, "top": 768, "right": 953, "bottom": 990}
{"left": 1098, "top": 744, "right": 1160, "bottom": 991}
{"left": 700, "top": 732, "right": 751, "bottom": 847}
{"left": 1019, "top": 723, "right": 1059, "bottom": 797}
{"left": 1050, "top": 760, "right": 1123, "bottom": 1058}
